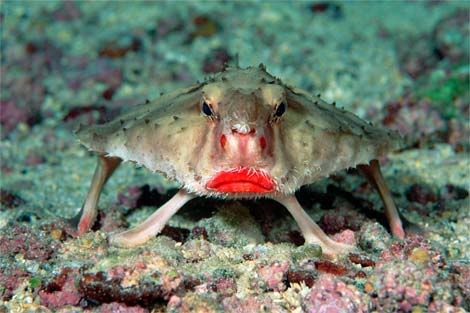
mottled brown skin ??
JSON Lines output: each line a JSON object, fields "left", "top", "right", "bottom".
{"left": 72, "top": 65, "right": 405, "bottom": 256}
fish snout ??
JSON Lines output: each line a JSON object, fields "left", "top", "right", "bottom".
{"left": 219, "top": 124, "right": 268, "bottom": 160}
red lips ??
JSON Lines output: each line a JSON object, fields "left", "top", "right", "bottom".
{"left": 206, "top": 168, "right": 275, "bottom": 193}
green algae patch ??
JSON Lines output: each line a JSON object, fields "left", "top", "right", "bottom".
{"left": 91, "top": 236, "right": 183, "bottom": 273}
{"left": 212, "top": 268, "right": 237, "bottom": 279}
{"left": 29, "top": 277, "right": 41, "bottom": 289}
{"left": 292, "top": 244, "right": 323, "bottom": 263}
{"left": 418, "top": 68, "right": 469, "bottom": 119}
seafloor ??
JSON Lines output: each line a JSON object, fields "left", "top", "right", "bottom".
{"left": 0, "top": 1, "right": 469, "bottom": 312}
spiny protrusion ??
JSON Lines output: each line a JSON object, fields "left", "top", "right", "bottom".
{"left": 258, "top": 63, "right": 266, "bottom": 71}
{"left": 332, "top": 101, "right": 336, "bottom": 107}
{"left": 120, "top": 119, "right": 125, "bottom": 125}
{"left": 145, "top": 99, "right": 150, "bottom": 104}
{"left": 316, "top": 93, "right": 321, "bottom": 98}
{"left": 145, "top": 119, "right": 150, "bottom": 124}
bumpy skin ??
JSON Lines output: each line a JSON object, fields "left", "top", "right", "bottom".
{"left": 75, "top": 65, "right": 404, "bottom": 254}
{"left": 77, "top": 66, "right": 402, "bottom": 197}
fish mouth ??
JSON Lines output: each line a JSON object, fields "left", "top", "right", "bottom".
{"left": 206, "top": 168, "right": 275, "bottom": 193}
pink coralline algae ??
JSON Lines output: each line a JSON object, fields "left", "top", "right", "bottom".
{"left": 451, "top": 263, "right": 470, "bottom": 304}
{"left": 301, "top": 274, "right": 367, "bottom": 313}
{"left": 331, "top": 229, "right": 356, "bottom": 246}
{"left": 378, "top": 234, "right": 443, "bottom": 265}
{"left": 0, "top": 268, "right": 29, "bottom": 301}
{"left": 365, "top": 235, "right": 465, "bottom": 311}
{"left": 0, "top": 225, "right": 60, "bottom": 261}
{"left": 428, "top": 300, "right": 467, "bottom": 313}
{"left": 39, "top": 268, "right": 82, "bottom": 309}
{"left": 211, "top": 277, "right": 237, "bottom": 297}
{"left": 257, "top": 261, "right": 290, "bottom": 292}
{"left": 367, "top": 260, "right": 439, "bottom": 311}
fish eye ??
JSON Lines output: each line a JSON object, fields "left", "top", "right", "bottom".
{"left": 202, "top": 101, "right": 213, "bottom": 116}
{"left": 274, "top": 102, "right": 286, "bottom": 117}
